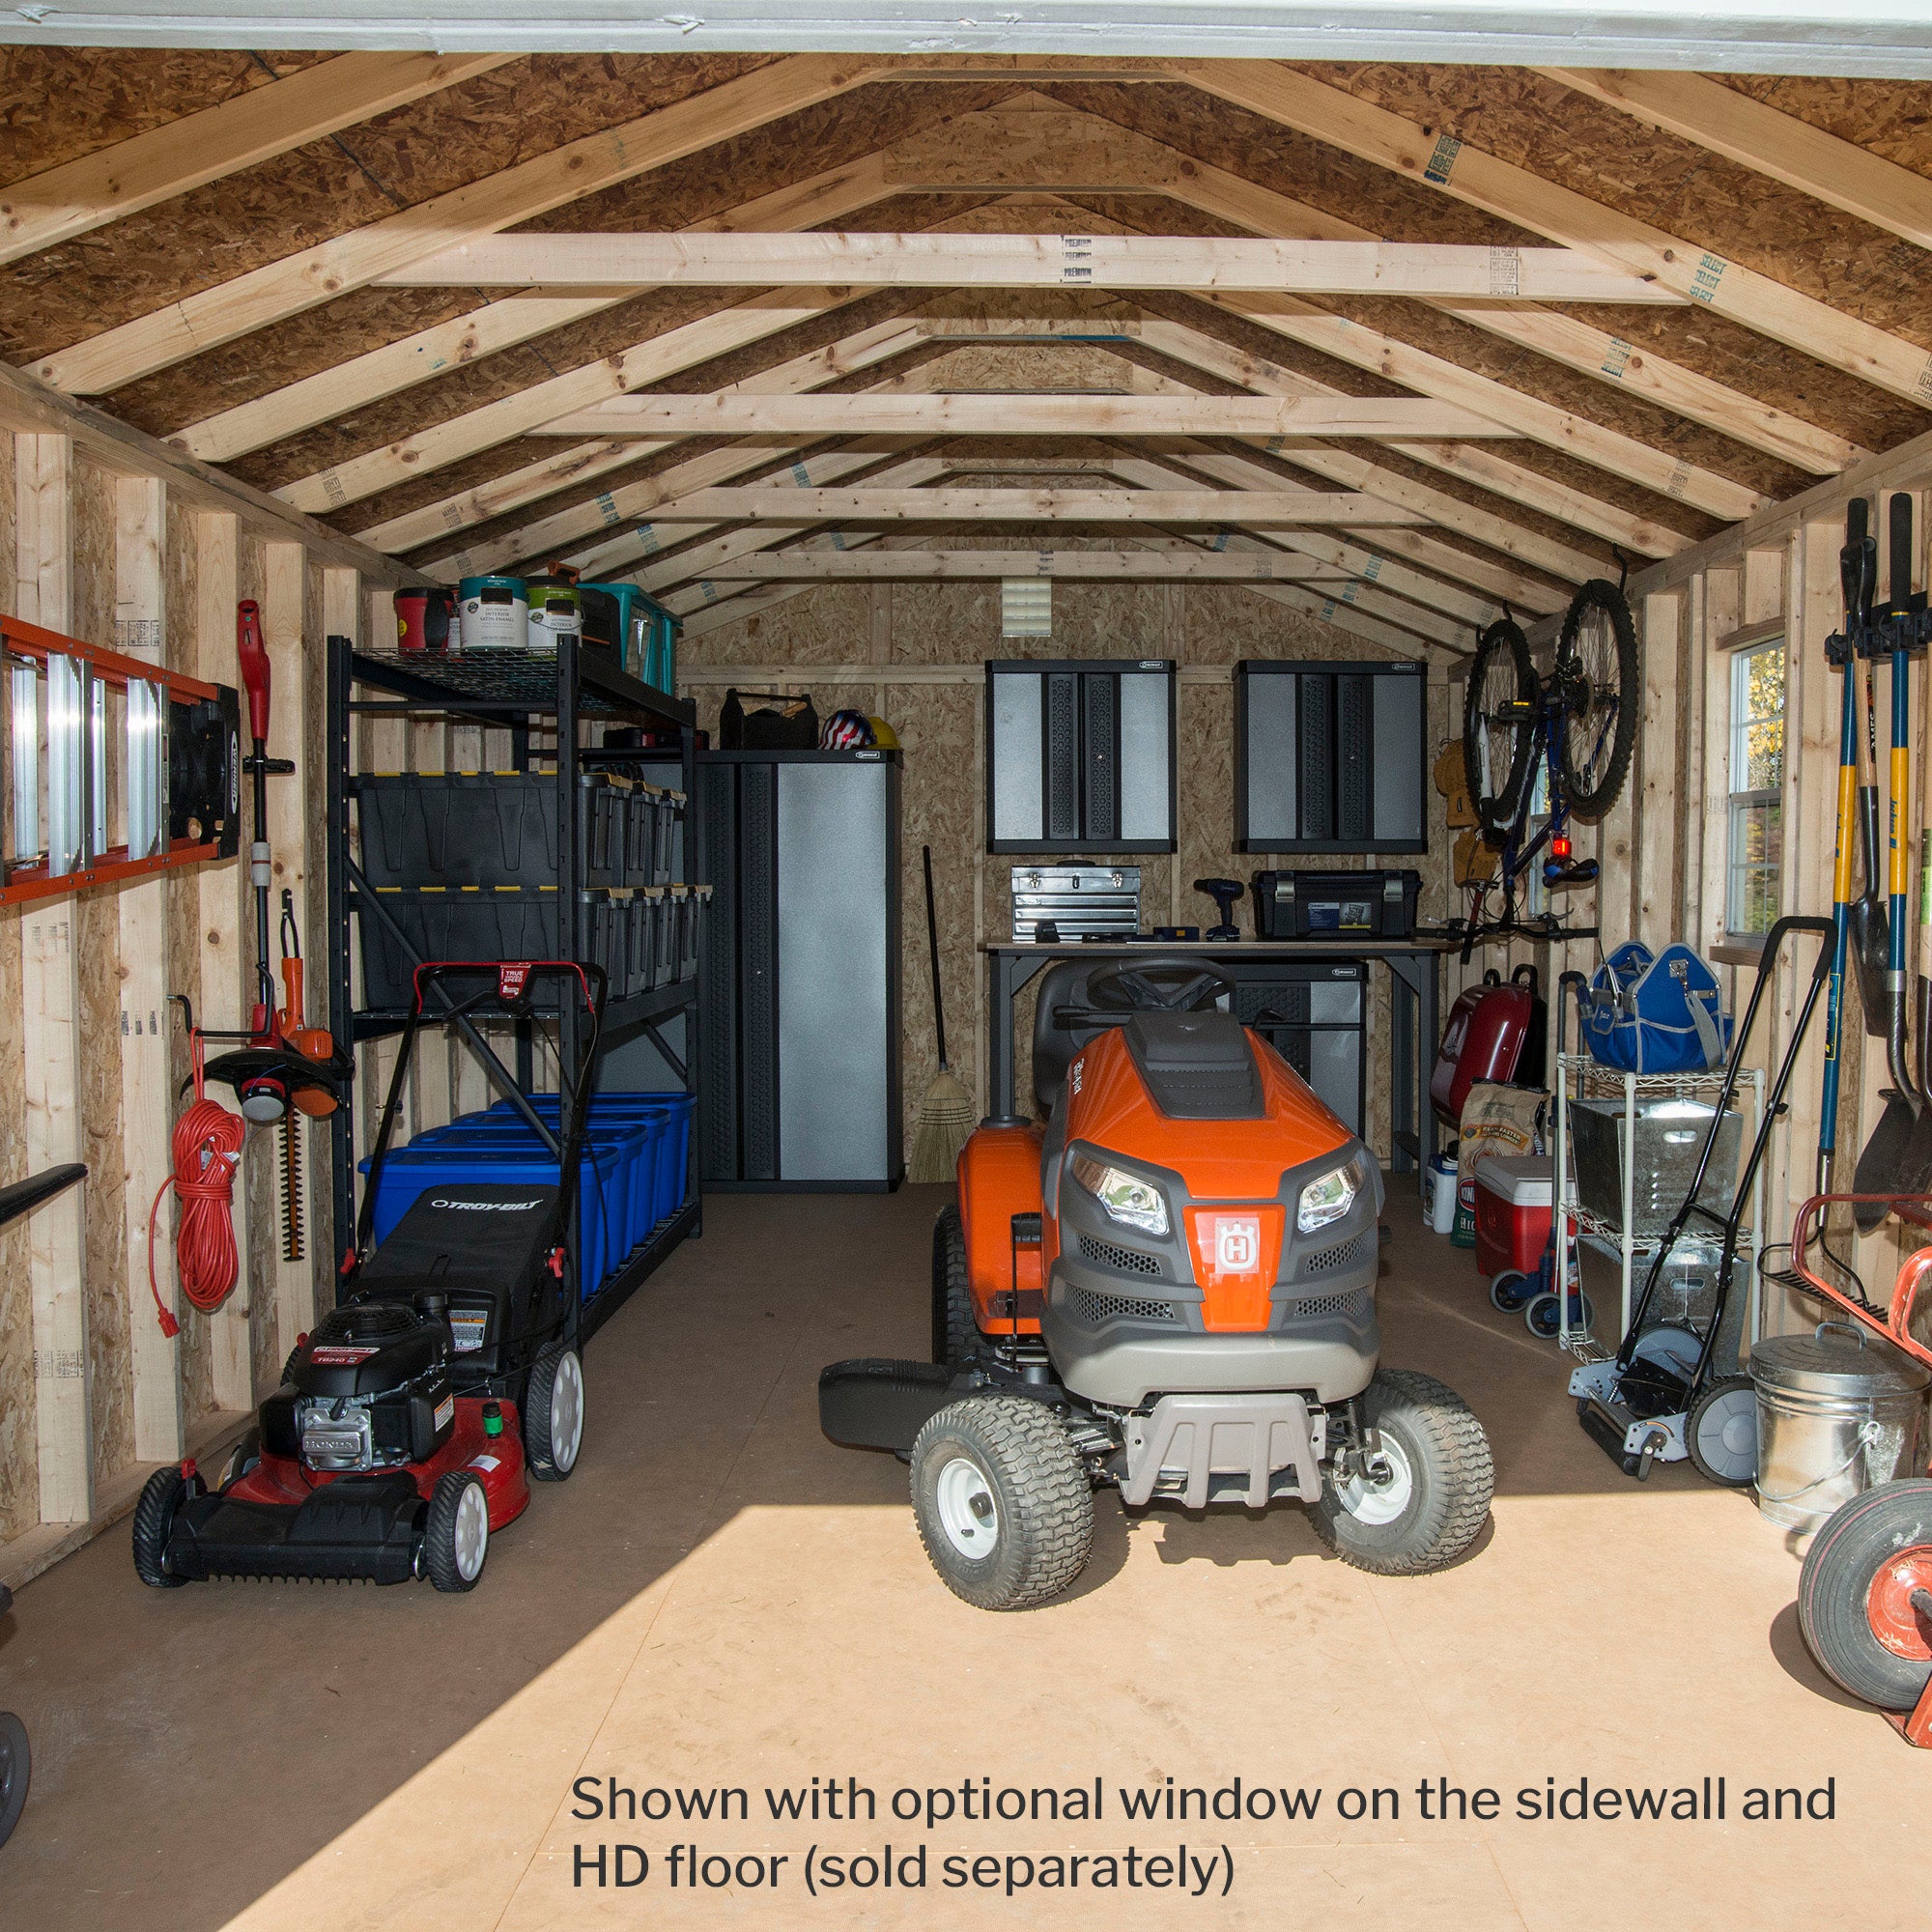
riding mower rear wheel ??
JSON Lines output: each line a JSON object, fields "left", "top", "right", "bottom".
{"left": 910, "top": 1396, "right": 1094, "bottom": 1610}
{"left": 931, "top": 1206, "right": 979, "bottom": 1369}
{"left": 1312, "top": 1371, "right": 1494, "bottom": 1576}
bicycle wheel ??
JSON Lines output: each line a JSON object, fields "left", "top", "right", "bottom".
{"left": 1463, "top": 616, "right": 1537, "bottom": 841}
{"left": 1555, "top": 579, "right": 1639, "bottom": 819}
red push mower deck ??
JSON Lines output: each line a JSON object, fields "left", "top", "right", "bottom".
{"left": 1786, "top": 1192, "right": 1932, "bottom": 1748}
{"left": 134, "top": 961, "right": 602, "bottom": 1594}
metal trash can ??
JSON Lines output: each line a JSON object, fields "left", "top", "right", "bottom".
{"left": 1749, "top": 1322, "right": 1930, "bottom": 1532}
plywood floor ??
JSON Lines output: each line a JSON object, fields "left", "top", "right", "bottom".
{"left": 0, "top": 1186, "right": 1919, "bottom": 1930}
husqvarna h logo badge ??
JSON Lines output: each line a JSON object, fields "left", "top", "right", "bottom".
{"left": 1215, "top": 1219, "right": 1259, "bottom": 1270}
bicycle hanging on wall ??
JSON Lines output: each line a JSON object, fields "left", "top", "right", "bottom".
{"left": 1454, "top": 572, "right": 1641, "bottom": 957}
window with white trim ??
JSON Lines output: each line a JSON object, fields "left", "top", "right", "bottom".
{"left": 1726, "top": 638, "right": 1785, "bottom": 939}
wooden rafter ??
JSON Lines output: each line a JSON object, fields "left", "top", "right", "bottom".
{"left": 0, "top": 52, "right": 515, "bottom": 267}
{"left": 641, "top": 487, "right": 1423, "bottom": 524}
{"left": 1540, "top": 68, "right": 1932, "bottom": 255}
{"left": 532, "top": 394, "right": 1514, "bottom": 438}
{"left": 379, "top": 231, "right": 1680, "bottom": 300}
{"left": 1184, "top": 61, "right": 1932, "bottom": 410}
{"left": 27, "top": 53, "right": 888, "bottom": 395}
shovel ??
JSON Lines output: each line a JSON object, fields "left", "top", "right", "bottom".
{"left": 1849, "top": 531, "right": 1889, "bottom": 1035}
{"left": 1816, "top": 537, "right": 1861, "bottom": 1196}
{"left": 1853, "top": 494, "right": 1924, "bottom": 1231}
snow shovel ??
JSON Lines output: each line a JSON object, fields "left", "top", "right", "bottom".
{"left": 1854, "top": 496, "right": 1923, "bottom": 1231}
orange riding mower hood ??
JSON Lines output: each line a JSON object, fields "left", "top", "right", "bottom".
{"left": 957, "top": 1021, "right": 1378, "bottom": 1337}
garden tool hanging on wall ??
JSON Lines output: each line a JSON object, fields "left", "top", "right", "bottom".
{"left": 1847, "top": 522, "right": 1889, "bottom": 1035}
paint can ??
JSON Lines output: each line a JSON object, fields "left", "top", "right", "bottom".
{"left": 458, "top": 576, "right": 527, "bottom": 655}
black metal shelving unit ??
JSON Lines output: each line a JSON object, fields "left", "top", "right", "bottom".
{"left": 324, "top": 632, "right": 700, "bottom": 1347}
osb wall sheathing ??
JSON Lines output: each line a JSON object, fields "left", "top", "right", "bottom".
{"left": 691, "top": 576, "right": 1450, "bottom": 1170}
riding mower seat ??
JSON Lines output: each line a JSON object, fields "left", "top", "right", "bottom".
{"left": 821, "top": 953, "right": 1496, "bottom": 1611}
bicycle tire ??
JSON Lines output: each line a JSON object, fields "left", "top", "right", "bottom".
{"left": 1463, "top": 616, "right": 1537, "bottom": 842}
{"left": 1555, "top": 579, "right": 1639, "bottom": 820}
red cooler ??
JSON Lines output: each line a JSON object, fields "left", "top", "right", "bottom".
{"left": 1473, "top": 1153, "right": 1553, "bottom": 1278}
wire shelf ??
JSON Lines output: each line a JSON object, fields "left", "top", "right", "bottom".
{"left": 351, "top": 645, "right": 691, "bottom": 726}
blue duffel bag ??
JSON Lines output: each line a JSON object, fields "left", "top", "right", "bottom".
{"left": 1581, "top": 941, "right": 1732, "bottom": 1074}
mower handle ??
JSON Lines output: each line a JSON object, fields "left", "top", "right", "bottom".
{"left": 0, "top": 1162, "right": 86, "bottom": 1233}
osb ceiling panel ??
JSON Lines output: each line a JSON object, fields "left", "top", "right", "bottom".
{"left": 0, "top": 47, "right": 332, "bottom": 190}
{"left": 103, "top": 79, "right": 1015, "bottom": 446}
{"left": 1300, "top": 65, "right": 1932, "bottom": 357}
{"left": 1056, "top": 79, "right": 1920, "bottom": 458}
{"left": 0, "top": 52, "right": 777, "bottom": 364}
{"left": 1711, "top": 75, "right": 1932, "bottom": 179}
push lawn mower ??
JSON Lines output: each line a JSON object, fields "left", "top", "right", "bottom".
{"left": 133, "top": 961, "right": 601, "bottom": 1593}
{"left": 820, "top": 956, "right": 1496, "bottom": 1609}
{"left": 0, "top": 1161, "right": 89, "bottom": 1851}
{"left": 1572, "top": 918, "right": 1833, "bottom": 1484}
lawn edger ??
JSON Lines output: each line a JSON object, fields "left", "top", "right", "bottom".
{"left": 820, "top": 956, "right": 1495, "bottom": 1609}
{"left": 133, "top": 961, "right": 602, "bottom": 1594}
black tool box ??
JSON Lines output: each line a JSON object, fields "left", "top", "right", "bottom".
{"left": 1251, "top": 868, "right": 1424, "bottom": 940}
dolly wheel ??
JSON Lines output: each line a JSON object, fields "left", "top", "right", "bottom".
{"left": 1686, "top": 1376, "right": 1757, "bottom": 1488}
{"left": 1313, "top": 1370, "right": 1495, "bottom": 1576}
{"left": 1799, "top": 1479, "right": 1932, "bottom": 1711}
{"left": 1489, "top": 1270, "right": 1534, "bottom": 1314}
{"left": 0, "top": 1711, "right": 28, "bottom": 1850}
{"left": 1525, "top": 1290, "right": 1594, "bottom": 1340}
{"left": 525, "top": 1344, "right": 585, "bottom": 1482}
{"left": 931, "top": 1206, "right": 980, "bottom": 1368}
{"left": 910, "top": 1396, "right": 1094, "bottom": 1611}
{"left": 425, "top": 1471, "right": 490, "bottom": 1593}
{"left": 132, "top": 1467, "right": 190, "bottom": 1588}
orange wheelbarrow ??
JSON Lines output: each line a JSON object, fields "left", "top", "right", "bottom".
{"left": 1786, "top": 1195, "right": 1932, "bottom": 1747}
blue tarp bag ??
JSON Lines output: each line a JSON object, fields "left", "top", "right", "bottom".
{"left": 1581, "top": 941, "right": 1731, "bottom": 1074}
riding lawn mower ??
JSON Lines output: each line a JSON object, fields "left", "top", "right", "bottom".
{"left": 820, "top": 956, "right": 1495, "bottom": 1609}
{"left": 132, "top": 961, "right": 599, "bottom": 1594}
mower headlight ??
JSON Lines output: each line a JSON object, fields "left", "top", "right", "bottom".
{"left": 1297, "top": 1160, "right": 1360, "bottom": 1234}
{"left": 1069, "top": 1153, "right": 1169, "bottom": 1237}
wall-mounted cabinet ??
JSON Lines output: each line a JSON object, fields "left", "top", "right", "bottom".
{"left": 1235, "top": 658, "right": 1428, "bottom": 855}
{"left": 985, "top": 658, "right": 1176, "bottom": 854}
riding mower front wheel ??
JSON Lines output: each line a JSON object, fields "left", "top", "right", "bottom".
{"left": 1312, "top": 1371, "right": 1495, "bottom": 1576}
{"left": 0, "top": 1710, "right": 27, "bottom": 1849}
{"left": 910, "top": 1396, "right": 1094, "bottom": 1610}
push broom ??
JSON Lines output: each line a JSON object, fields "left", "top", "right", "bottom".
{"left": 908, "top": 844, "right": 976, "bottom": 1183}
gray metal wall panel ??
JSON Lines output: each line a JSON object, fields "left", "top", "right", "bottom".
{"left": 990, "top": 671, "right": 1042, "bottom": 844}
{"left": 1373, "top": 674, "right": 1426, "bottom": 845}
{"left": 1117, "top": 671, "right": 1170, "bottom": 843}
{"left": 777, "top": 762, "right": 890, "bottom": 1180}
{"left": 1245, "top": 673, "right": 1297, "bottom": 845}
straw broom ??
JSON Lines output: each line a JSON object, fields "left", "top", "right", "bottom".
{"left": 909, "top": 844, "right": 977, "bottom": 1182}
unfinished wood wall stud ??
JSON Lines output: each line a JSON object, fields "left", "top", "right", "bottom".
{"left": 113, "top": 472, "right": 184, "bottom": 1464}
{"left": 192, "top": 511, "right": 254, "bottom": 1412}
{"left": 14, "top": 431, "right": 93, "bottom": 1526}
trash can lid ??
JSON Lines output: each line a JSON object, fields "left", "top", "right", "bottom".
{"left": 1749, "top": 1323, "right": 1930, "bottom": 1396}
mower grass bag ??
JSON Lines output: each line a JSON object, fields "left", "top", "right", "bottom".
{"left": 820, "top": 954, "right": 1495, "bottom": 1611}
{"left": 134, "top": 963, "right": 602, "bottom": 1595}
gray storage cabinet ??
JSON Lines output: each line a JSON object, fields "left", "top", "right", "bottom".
{"left": 696, "top": 750, "right": 902, "bottom": 1189}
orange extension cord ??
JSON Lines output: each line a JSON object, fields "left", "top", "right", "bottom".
{"left": 147, "top": 1034, "right": 247, "bottom": 1339}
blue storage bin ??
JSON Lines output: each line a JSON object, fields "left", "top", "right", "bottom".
{"left": 486, "top": 1090, "right": 693, "bottom": 1226}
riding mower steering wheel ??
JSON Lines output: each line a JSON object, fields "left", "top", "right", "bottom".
{"left": 1085, "top": 955, "right": 1235, "bottom": 1014}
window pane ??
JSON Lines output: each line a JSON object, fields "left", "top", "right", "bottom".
{"left": 1727, "top": 797, "right": 1782, "bottom": 936}
{"left": 1731, "top": 641, "right": 1785, "bottom": 795}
